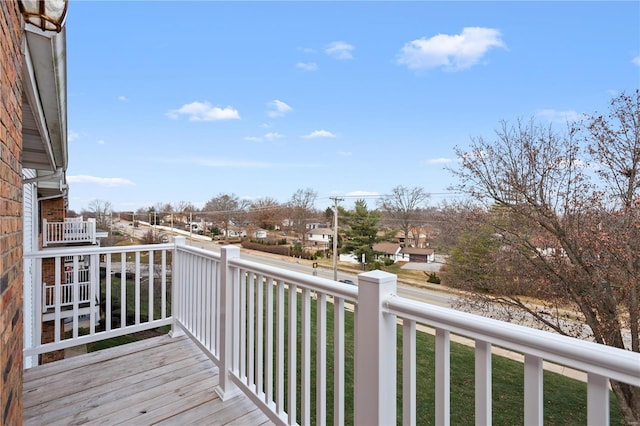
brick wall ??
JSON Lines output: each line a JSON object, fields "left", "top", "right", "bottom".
{"left": 0, "top": 2, "right": 24, "bottom": 424}
{"left": 41, "top": 197, "right": 66, "bottom": 223}
{"left": 40, "top": 197, "right": 66, "bottom": 363}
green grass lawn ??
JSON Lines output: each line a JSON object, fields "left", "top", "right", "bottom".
{"left": 69, "top": 273, "right": 171, "bottom": 346}
{"left": 100, "top": 274, "right": 171, "bottom": 327}
{"left": 270, "top": 289, "right": 624, "bottom": 425}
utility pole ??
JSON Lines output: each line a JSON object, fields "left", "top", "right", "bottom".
{"left": 330, "top": 197, "right": 343, "bottom": 281}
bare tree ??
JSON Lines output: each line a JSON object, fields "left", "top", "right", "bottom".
{"left": 174, "top": 201, "right": 197, "bottom": 225}
{"left": 249, "top": 197, "right": 284, "bottom": 230}
{"left": 379, "top": 185, "right": 430, "bottom": 247}
{"left": 287, "top": 188, "right": 318, "bottom": 243}
{"left": 427, "top": 201, "right": 479, "bottom": 252}
{"left": 449, "top": 91, "right": 640, "bottom": 424}
{"left": 85, "top": 199, "right": 112, "bottom": 229}
{"left": 204, "top": 193, "right": 249, "bottom": 239}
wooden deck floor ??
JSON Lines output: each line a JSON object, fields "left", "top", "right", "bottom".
{"left": 23, "top": 334, "right": 274, "bottom": 425}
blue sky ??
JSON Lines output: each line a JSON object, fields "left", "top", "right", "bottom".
{"left": 65, "top": 1, "right": 640, "bottom": 213}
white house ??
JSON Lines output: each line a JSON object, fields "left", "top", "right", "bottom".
{"left": 373, "top": 243, "right": 409, "bottom": 263}
{"left": 253, "top": 229, "right": 268, "bottom": 239}
{"left": 306, "top": 222, "right": 327, "bottom": 230}
{"left": 306, "top": 227, "right": 332, "bottom": 248}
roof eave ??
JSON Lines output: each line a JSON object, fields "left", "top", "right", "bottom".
{"left": 22, "top": 24, "right": 67, "bottom": 172}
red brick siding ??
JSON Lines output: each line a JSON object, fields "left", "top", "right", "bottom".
{"left": 39, "top": 198, "right": 67, "bottom": 363}
{"left": 41, "top": 197, "right": 66, "bottom": 223}
{"left": 0, "top": 2, "right": 24, "bottom": 424}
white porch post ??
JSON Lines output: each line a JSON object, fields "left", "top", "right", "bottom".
{"left": 354, "top": 270, "right": 397, "bottom": 425}
{"left": 215, "top": 245, "right": 241, "bottom": 401}
{"left": 169, "top": 237, "right": 185, "bottom": 338}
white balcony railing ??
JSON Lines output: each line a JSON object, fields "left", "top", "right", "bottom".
{"left": 23, "top": 237, "right": 640, "bottom": 425}
{"left": 43, "top": 217, "right": 97, "bottom": 246}
{"left": 43, "top": 267, "right": 91, "bottom": 311}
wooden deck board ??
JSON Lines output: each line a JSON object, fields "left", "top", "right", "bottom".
{"left": 23, "top": 335, "right": 274, "bottom": 425}
{"left": 24, "top": 340, "right": 197, "bottom": 405}
{"left": 23, "top": 334, "right": 181, "bottom": 384}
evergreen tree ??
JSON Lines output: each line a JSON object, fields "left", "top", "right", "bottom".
{"left": 340, "top": 200, "right": 381, "bottom": 265}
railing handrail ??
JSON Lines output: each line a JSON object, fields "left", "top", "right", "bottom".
{"left": 230, "top": 257, "right": 359, "bottom": 303}
{"left": 25, "top": 242, "right": 175, "bottom": 258}
{"left": 174, "top": 243, "right": 220, "bottom": 259}
{"left": 174, "top": 243, "right": 359, "bottom": 301}
{"left": 386, "top": 294, "right": 640, "bottom": 387}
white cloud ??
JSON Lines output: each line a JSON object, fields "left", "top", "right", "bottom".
{"left": 428, "top": 157, "right": 453, "bottom": 164}
{"left": 632, "top": 56, "right": 640, "bottom": 67}
{"left": 535, "top": 109, "right": 580, "bottom": 124}
{"left": 244, "top": 136, "right": 262, "bottom": 142}
{"left": 346, "top": 190, "right": 380, "bottom": 197}
{"left": 267, "top": 100, "right": 293, "bottom": 118}
{"left": 97, "top": 139, "right": 105, "bottom": 145}
{"left": 166, "top": 101, "right": 240, "bottom": 121}
{"left": 337, "top": 151, "right": 352, "bottom": 156}
{"left": 298, "top": 47, "right": 316, "bottom": 54}
{"left": 397, "top": 27, "right": 506, "bottom": 71}
{"left": 325, "top": 41, "right": 355, "bottom": 60}
{"left": 303, "top": 130, "right": 337, "bottom": 139}
{"left": 296, "top": 62, "right": 318, "bottom": 71}
{"left": 68, "top": 130, "right": 79, "bottom": 142}
{"left": 118, "top": 95, "right": 128, "bottom": 102}
{"left": 67, "top": 175, "right": 134, "bottom": 187}
{"left": 264, "top": 132, "right": 285, "bottom": 141}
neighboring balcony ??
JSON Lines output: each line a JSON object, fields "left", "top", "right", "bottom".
{"left": 22, "top": 238, "right": 640, "bottom": 425}
{"left": 42, "top": 217, "right": 107, "bottom": 247}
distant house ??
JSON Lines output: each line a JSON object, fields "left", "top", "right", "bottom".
{"left": 372, "top": 243, "right": 435, "bottom": 263}
{"left": 400, "top": 247, "right": 435, "bottom": 263}
{"left": 253, "top": 229, "right": 268, "bottom": 239}
{"left": 392, "top": 228, "right": 433, "bottom": 248}
{"left": 307, "top": 227, "right": 332, "bottom": 248}
{"left": 224, "top": 226, "right": 247, "bottom": 238}
{"left": 306, "top": 222, "right": 328, "bottom": 230}
{"left": 372, "top": 243, "right": 409, "bottom": 263}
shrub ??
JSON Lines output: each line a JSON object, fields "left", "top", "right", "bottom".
{"left": 426, "top": 272, "right": 441, "bottom": 284}
{"left": 241, "top": 240, "right": 290, "bottom": 256}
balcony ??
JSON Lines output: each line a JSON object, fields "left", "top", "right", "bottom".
{"left": 23, "top": 238, "right": 640, "bottom": 425}
{"left": 42, "top": 217, "right": 105, "bottom": 247}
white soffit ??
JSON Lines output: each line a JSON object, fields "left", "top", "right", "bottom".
{"left": 21, "top": 24, "right": 67, "bottom": 172}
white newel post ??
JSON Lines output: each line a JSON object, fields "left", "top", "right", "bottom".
{"left": 354, "top": 270, "right": 397, "bottom": 425}
{"left": 216, "top": 245, "right": 241, "bottom": 401}
{"left": 169, "top": 237, "right": 186, "bottom": 338}
{"left": 43, "top": 219, "right": 49, "bottom": 247}
{"left": 88, "top": 218, "right": 97, "bottom": 244}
